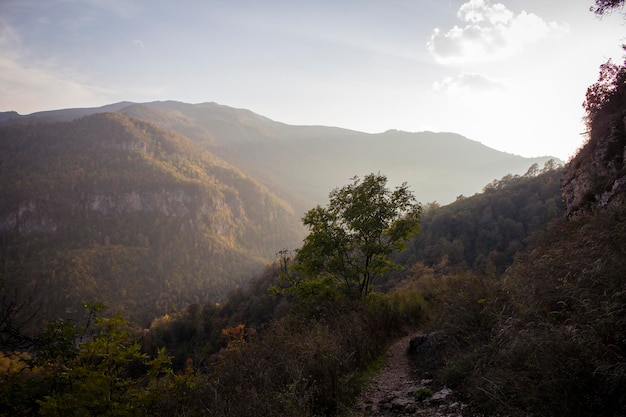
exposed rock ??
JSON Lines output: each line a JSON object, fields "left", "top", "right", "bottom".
{"left": 352, "top": 333, "right": 478, "bottom": 417}
{"left": 430, "top": 387, "right": 453, "bottom": 403}
{"left": 0, "top": 188, "right": 224, "bottom": 236}
{"left": 409, "top": 332, "right": 441, "bottom": 355}
{"left": 562, "top": 113, "right": 626, "bottom": 218}
{"left": 86, "top": 189, "right": 199, "bottom": 217}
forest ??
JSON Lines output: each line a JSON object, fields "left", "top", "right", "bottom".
{"left": 0, "top": 113, "right": 304, "bottom": 327}
{"left": 2, "top": 2, "right": 626, "bottom": 415}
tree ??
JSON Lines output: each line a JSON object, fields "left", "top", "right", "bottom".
{"left": 0, "top": 289, "right": 39, "bottom": 351}
{"left": 294, "top": 173, "right": 421, "bottom": 298}
{"left": 524, "top": 163, "right": 539, "bottom": 178}
{"left": 32, "top": 304, "right": 176, "bottom": 417}
{"left": 590, "top": 0, "right": 625, "bottom": 15}
{"left": 583, "top": 55, "right": 626, "bottom": 131}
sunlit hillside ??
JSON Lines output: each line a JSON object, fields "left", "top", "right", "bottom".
{"left": 0, "top": 113, "right": 303, "bottom": 326}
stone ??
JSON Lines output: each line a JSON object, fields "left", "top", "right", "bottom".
{"left": 408, "top": 332, "right": 440, "bottom": 355}
{"left": 430, "top": 387, "right": 453, "bottom": 403}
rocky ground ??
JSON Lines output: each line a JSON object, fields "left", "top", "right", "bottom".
{"left": 349, "top": 332, "right": 480, "bottom": 417}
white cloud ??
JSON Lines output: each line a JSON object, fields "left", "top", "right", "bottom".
{"left": 459, "top": 0, "right": 513, "bottom": 25}
{"left": 433, "top": 71, "right": 507, "bottom": 95}
{"left": 427, "top": 0, "right": 568, "bottom": 65}
{"left": 133, "top": 39, "right": 144, "bottom": 48}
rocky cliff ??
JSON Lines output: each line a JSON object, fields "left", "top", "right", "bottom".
{"left": 562, "top": 112, "right": 626, "bottom": 218}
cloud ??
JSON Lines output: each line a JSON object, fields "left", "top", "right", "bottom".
{"left": 133, "top": 39, "right": 144, "bottom": 48}
{"left": 427, "top": 0, "right": 568, "bottom": 64}
{"left": 433, "top": 71, "right": 507, "bottom": 95}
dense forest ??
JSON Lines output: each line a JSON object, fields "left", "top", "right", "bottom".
{"left": 2, "top": 2, "right": 626, "bottom": 416}
{"left": 398, "top": 162, "right": 563, "bottom": 276}
{"left": 0, "top": 113, "right": 303, "bottom": 326}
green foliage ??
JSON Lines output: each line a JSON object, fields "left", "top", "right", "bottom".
{"left": 37, "top": 314, "right": 147, "bottom": 416}
{"left": 413, "top": 386, "right": 433, "bottom": 402}
{"left": 402, "top": 168, "right": 563, "bottom": 276}
{"left": 0, "top": 304, "right": 198, "bottom": 417}
{"left": 295, "top": 173, "right": 421, "bottom": 298}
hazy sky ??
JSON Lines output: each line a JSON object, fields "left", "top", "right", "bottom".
{"left": 1, "top": 1, "right": 624, "bottom": 160}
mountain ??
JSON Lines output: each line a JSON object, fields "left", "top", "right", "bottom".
{"left": 0, "top": 113, "right": 303, "bottom": 326}
{"left": 5, "top": 101, "right": 560, "bottom": 207}
{"left": 0, "top": 100, "right": 560, "bottom": 326}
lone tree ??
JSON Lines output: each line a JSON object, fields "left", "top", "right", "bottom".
{"left": 294, "top": 173, "right": 421, "bottom": 298}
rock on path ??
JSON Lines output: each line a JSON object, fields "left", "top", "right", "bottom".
{"left": 350, "top": 332, "right": 477, "bottom": 417}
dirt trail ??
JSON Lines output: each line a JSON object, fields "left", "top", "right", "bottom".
{"left": 350, "top": 332, "right": 475, "bottom": 417}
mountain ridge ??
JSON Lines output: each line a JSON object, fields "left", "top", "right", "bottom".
{"left": 1, "top": 101, "right": 560, "bottom": 206}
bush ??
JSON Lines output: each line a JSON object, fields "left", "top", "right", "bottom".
{"left": 181, "top": 291, "right": 425, "bottom": 417}
{"left": 416, "top": 207, "right": 626, "bottom": 416}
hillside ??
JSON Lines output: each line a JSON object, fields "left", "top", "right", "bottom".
{"left": 401, "top": 166, "right": 564, "bottom": 276}
{"left": 2, "top": 101, "right": 559, "bottom": 207}
{"left": 404, "top": 53, "right": 626, "bottom": 417}
{"left": 0, "top": 113, "right": 303, "bottom": 326}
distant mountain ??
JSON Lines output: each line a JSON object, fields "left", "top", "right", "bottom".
{"left": 5, "top": 101, "right": 560, "bottom": 207}
{"left": 0, "top": 113, "right": 303, "bottom": 326}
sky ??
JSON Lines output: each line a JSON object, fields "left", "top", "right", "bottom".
{"left": 1, "top": 0, "right": 624, "bottom": 160}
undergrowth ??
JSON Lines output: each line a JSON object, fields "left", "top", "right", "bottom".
{"left": 410, "top": 206, "right": 626, "bottom": 417}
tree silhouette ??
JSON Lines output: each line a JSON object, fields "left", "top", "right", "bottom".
{"left": 590, "top": 0, "right": 625, "bottom": 15}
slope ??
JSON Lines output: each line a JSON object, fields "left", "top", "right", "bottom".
{"left": 0, "top": 113, "right": 303, "bottom": 326}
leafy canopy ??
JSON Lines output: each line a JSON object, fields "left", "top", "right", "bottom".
{"left": 583, "top": 51, "right": 626, "bottom": 132}
{"left": 295, "top": 173, "right": 421, "bottom": 298}
{"left": 590, "top": 0, "right": 625, "bottom": 15}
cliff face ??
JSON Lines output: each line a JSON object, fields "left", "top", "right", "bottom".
{"left": 562, "top": 115, "right": 626, "bottom": 218}
{"left": 0, "top": 188, "right": 227, "bottom": 236}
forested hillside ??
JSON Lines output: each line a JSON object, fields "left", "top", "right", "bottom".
{"left": 401, "top": 163, "right": 563, "bottom": 276}
{"left": 0, "top": 113, "right": 303, "bottom": 326}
